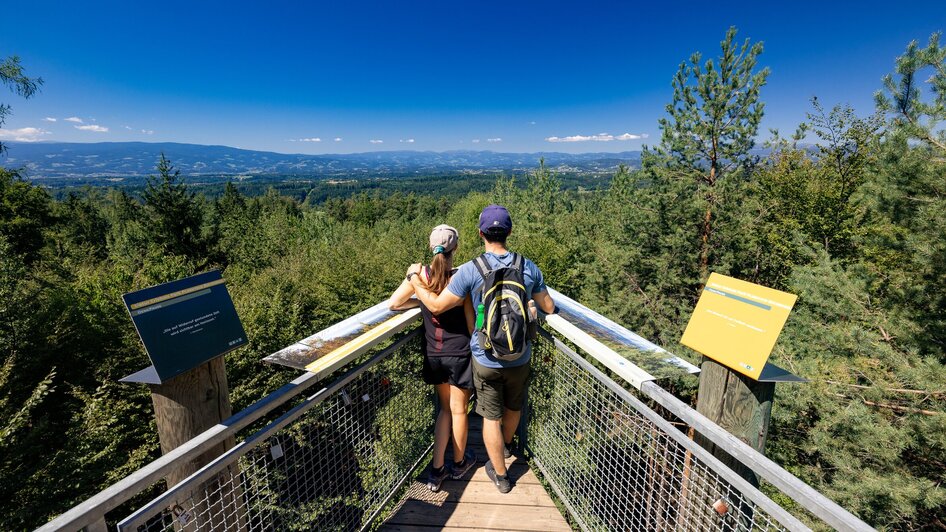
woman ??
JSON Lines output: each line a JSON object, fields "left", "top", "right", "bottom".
{"left": 389, "top": 224, "right": 476, "bottom": 492}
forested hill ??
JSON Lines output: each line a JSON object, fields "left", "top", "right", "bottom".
{"left": 2, "top": 141, "right": 642, "bottom": 178}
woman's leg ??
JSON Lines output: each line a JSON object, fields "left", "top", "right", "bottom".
{"left": 449, "top": 385, "right": 473, "bottom": 461}
{"left": 432, "top": 383, "right": 452, "bottom": 469}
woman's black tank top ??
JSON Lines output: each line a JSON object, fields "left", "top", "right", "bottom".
{"left": 420, "top": 267, "right": 471, "bottom": 357}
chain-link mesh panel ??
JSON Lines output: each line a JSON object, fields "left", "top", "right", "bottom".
{"left": 122, "top": 335, "right": 432, "bottom": 532}
{"left": 528, "top": 337, "right": 793, "bottom": 532}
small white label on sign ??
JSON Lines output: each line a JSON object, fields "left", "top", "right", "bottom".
{"left": 362, "top": 393, "right": 370, "bottom": 402}
{"left": 270, "top": 443, "right": 284, "bottom": 460}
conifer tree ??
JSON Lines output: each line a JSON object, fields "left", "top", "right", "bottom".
{"left": 658, "top": 27, "right": 769, "bottom": 282}
{"left": 141, "top": 154, "right": 205, "bottom": 259}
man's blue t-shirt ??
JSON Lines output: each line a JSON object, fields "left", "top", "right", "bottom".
{"left": 447, "top": 252, "right": 547, "bottom": 368}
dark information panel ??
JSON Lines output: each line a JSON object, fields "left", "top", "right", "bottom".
{"left": 122, "top": 270, "right": 247, "bottom": 383}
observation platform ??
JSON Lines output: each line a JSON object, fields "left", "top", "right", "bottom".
{"left": 38, "top": 289, "right": 873, "bottom": 532}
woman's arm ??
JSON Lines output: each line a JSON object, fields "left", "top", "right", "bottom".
{"left": 388, "top": 279, "right": 419, "bottom": 311}
{"left": 463, "top": 296, "right": 475, "bottom": 335}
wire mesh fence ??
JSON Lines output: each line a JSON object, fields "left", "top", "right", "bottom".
{"left": 116, "top": 333, "right": 432, "bottom": 532}
{"left": 527, "top": 335, "right": 805, "bottom": 532}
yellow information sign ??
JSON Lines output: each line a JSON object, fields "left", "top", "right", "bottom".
{"left": 681, "top": 273, "right": 797, "bottom": 380}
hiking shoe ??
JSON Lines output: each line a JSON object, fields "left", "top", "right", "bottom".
{"left": 485, "top": 460, "right": 512, "bottom": 493}
{"left": 503, "top": 441, "right": 515, "bottom": 459}
{"left": 450, "top": 448, "right": 477, "bottom": 479}
{"left": 426, "top": 465, "right": 450, "bottom": 492}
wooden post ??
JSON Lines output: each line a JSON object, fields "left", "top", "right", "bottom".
{"left": 694, "top": 356, "right": 775, "bottom": 487}
{"left": 149, "top": 356, "right": 234, "bottom": 487}
{"left": 149, "top": 356, "right": 242, "bottom": 530}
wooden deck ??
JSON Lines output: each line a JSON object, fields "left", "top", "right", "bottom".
{"left": 380, "top": 415, "right": 572, "bottom": 531}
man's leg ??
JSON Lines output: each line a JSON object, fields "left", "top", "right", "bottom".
{"left": 501, "top": 408, "right": 521, "bottom": 447}
{"left": 482, "top": 416, "right": 507, "bottom": 475}
{"left": 500, "top": 362, "right": 530, "bottom": 452}
{"left": 472, "top": 360, "right": 512, "bottom": 482}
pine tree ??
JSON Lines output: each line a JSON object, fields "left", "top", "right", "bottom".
{"left": 658, "top": 27, "right": 769, "bottom": 283}
{"left": 141, "top": 154, "right": 205, "bottom": 259}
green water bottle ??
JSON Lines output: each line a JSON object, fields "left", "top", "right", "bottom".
{"left": 475, "top": 303, "right": 485, "bottom": 330}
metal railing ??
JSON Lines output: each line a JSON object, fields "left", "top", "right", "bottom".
{"left": 527, "top": 332, "right": 807, "bottom": 531}
{"left": 41, "top": 314, "right": 873, "bottom": 531}
{"left": 40, "top": 331, "right": 433, "bottom": 532}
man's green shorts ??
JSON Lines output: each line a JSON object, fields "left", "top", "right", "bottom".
{"left": 472, "top": 358, "right": 530, "bottom": 421}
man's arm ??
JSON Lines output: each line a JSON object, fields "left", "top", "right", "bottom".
{"left": 533, "top": 289, "right": 555, "bottom": 314}
{"left": 408, "top": 264, "right": 464, "bottom": 314}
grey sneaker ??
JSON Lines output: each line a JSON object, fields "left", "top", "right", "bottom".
{"left": 503, "top": 441, "right": 515, "bottom": 459}
{"left": 450, "top": 448, "right": 477, "bottom": 479}
{"left": 426, "top": 465, "right": 450, "bottom": 492}
{"left": 485, "top": 460, "right": 512, "bottom": 493}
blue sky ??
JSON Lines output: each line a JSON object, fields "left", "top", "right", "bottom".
{"left": 1, "top": 1, "right": 944, "bottom": 154}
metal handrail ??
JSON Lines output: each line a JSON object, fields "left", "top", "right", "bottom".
{"left": 535, "top": 325, "right": 873, "bottom": 531}
{"left": 38, "top": 330, "right": 421, "bottom": 532}
{"left": 117, "top": 328, "right": 427, "bottom": 531}
{"left": 535, "top": 332, "right": 810, "bottom": 531}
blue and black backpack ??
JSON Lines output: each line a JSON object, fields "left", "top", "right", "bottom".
{"left": 473, "top": 253, "right": 532, "bottom": 361}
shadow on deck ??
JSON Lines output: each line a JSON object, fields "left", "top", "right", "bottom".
{"left": 380, "top": 415, "right": 571, "bottom": 531}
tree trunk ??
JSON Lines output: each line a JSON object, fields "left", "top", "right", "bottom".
{"left": 698, "top": 163, "right": 717, "bottom": 287}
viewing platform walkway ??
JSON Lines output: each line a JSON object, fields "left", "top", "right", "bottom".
{"left": 39, "top": 289, "right": 874, "bottom": 532}
{"left": 380, "top": 415, "right": 570, "bottom": 531}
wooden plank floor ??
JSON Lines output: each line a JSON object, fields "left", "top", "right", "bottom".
{"left": 380, "top": 415, "right": 572, "bottom": 531}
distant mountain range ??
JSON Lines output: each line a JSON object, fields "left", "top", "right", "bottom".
{"left": 2, "top": 142, "right": 643, "bottom": 178}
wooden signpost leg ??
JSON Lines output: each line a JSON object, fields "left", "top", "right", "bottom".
{"left": 694, "top": 356, "right": 775, "bottom": 487}
{"left": 149, "top": 356, "right": 242, "bottom": 530}
{"left": 686, "top": 357, "right": 775, "bottom": 528}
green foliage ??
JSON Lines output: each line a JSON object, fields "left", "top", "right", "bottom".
{"left": 876, "top": 32, "right": 946, "bottom": 155}
{"left": 0, "top": 54, "right": 43, "bottom": 153}
{"left": 0, "top": 167, "right": 53, "bottom": 262}
{"left": 141, "top": 154, "right": 207, "bottom": 260}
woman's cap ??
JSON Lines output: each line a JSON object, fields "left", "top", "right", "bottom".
{"left": 479, "top": 204, "right": 512, "bottom": 234}
{"left": 429, "top": 224, "right": 458, "bottom": 253}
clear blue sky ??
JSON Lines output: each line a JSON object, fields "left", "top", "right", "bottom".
{"left": 1, "top": 1, "right": 944, "bottom": 153}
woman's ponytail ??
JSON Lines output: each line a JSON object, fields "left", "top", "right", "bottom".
{"left": 423, "top": 251, "right": 452, "bottom": 294}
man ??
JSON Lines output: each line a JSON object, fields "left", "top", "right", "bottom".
{"left": 409, "top": 204, "right": 555, "bottom": 493}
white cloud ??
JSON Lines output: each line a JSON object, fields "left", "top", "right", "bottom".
{"left": 545, "top": 132, "right": 648, "bottom": 143}
{"left": 472, "top": 139, "right": 480, "bottom": 144}
{"left": 75, "top": 124, "right": 108, "bottom": 132}
{"left": 487, "top": 138, "right": 502, "bottom": 143}
{"left": 43, "top": 117, "right": 57, "bottom": 122}
{"left": 64, "top": 116, "right": 83, "bottom": 123}
{"left": 529, "top": 121, "right": 536, "bottom": 125}
{"left": 124, "top": 125, "right": 133, "bottom": 130}
{"left": 399, "top": 138, "right": 415, "bottom": 143}
{"left": 141, "top": 129, "right": 154, "bottom": 135}
{"left": 334, "top": 137, "right": 342, "bottom": 142}
{"left": 369, "top": 139, "right": 383, "bottom": 144}
{"left": 0, "top": 127, "right": 51, "bottom": 141}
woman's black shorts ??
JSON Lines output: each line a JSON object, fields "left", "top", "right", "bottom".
{"left": 423, "top": 355, "right": 474, "bottom": 389}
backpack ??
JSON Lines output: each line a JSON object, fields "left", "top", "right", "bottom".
{"left": 473, "top": 253, "right": 533, "bottom": 361}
